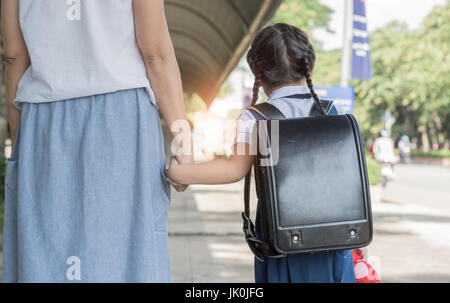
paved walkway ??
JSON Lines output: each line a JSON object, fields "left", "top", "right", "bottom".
{"left": 1, "top": 164, "right": 449, "bottom": 283}
{"left": 169, "top": 164, "right": 450, "bottom": 283}
{"left": 168, "top": 183, "right": 256, "bottom": 282}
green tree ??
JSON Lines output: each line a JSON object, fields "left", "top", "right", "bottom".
{"left": 313, "top": 2, "right": 450, "bottom": 150}
{"left": 272, "top": 0, "right": 334, "bottom": 35}
{"left": 216, "top": 80, "right": 234, "bottom": 99}
{"left": 354, "top": 2, "right": 450, "bottom": 148}
{"left": 313, "top": 49, "right": 341, "bottom": 85}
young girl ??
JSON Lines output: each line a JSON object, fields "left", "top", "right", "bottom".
{"left": 167, "top": 23, "right": 357, "bottom": 283}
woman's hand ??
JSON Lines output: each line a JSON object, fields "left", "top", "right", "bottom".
{"left": 166, "top": 157, "right": 188, "bottom": 192}
{"left": 133, "top": 0, "right": 192, "bottom": 192}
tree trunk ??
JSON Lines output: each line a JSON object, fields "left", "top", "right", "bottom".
{"left": 432, "top": 111, "right": 445, "bottom": 146}
{"left": 421, "top": 127, "right": 430, "bottom": 152}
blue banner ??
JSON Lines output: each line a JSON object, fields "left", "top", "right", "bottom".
{"left": 352, "top": 0, "right": 372, "bottom": 80}
{"left": 315, "top": 86, "right": 355, "bottom": 114}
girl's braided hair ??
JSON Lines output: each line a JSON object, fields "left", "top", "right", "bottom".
{"left": 246, "top": 23, "right": 326, "bottom": 116}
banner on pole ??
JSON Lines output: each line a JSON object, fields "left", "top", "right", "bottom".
{"left": 315, "top": 86, "right": 355, "bottom": 114}
{"left": 352, "top": 0, "right": 372, "bottom": 80}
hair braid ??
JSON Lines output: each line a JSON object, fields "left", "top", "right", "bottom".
{"left": 303, "top": 59, "right": 327, "bottom": 116}
{"left": 251, "top": 72, "right": 262, "bottom": 106}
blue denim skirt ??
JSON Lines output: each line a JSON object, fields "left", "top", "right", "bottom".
{"left": 2, "top": 88, "right": 171, "bottom": 282}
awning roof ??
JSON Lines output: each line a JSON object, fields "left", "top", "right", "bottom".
{"left": 165, "top": 0, "right": 283, "bottom": 106}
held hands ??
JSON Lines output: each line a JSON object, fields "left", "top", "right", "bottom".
{"left": 166, "top": 131, "right": 193, "bottom": 192}
{"left": 166, "top": 156, "right": 188, "bottom": 192}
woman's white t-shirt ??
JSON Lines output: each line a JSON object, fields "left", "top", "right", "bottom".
{"left": 14, "top": 0, "right": 156, "bottom": 108}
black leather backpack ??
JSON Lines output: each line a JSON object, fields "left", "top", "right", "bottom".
{"left": 242, "top": 100, "right": 373, "bottom": 261}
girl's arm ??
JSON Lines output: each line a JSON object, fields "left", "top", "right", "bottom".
{"left": 1, "top": 0, "right": 30, "bottom": 144}
{"left": 167, "top": 143, "right": 254, "bottom": 185}
{"left": 133, "top": 0, "right": 192, "bottom": 162}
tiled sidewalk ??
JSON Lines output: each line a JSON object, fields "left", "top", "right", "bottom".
{"left": 169, "top": 179, "right": 450, "bottom": 283}
{"left": 2, "top": 166, "right": 449, "bottom": 283}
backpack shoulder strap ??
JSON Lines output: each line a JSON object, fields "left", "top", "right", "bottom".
{"left": 309, "top": 100, "right": 334, "bottom": 117}
{"left": 242, "top": 102, "right": 287, "bottom": 260}
{"left": 249, "top": 100, "right": 334, "bottom": 119}
{"left": 247, "top": 102, "right": 286, "bottom": 120}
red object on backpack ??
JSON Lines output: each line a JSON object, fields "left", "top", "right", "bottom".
{"left": 352, "top": 251, "right": 380, "bottom": 283}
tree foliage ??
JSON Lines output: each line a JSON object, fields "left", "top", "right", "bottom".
{"left": 353, "top": 2, "right": 450, "bottom": 147}
{"left": 272, "top": 0, "right": 334, "bottom": 35}
{"left": 313, "top": 2, "right": 450, "bottom": 148}
{"left": 314, "top": 49, "right": 341, "bottom": 85}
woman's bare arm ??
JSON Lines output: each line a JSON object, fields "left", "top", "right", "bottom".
{"left": 1, "top": 0, "right": 30, "bottom": 144}
{"left": 132, "top": 0, "right": 191, "bottom": 159}
{"left": 167, "top": 143, "right": 254, "bottom": 185}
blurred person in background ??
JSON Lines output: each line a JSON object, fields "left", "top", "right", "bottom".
{"left": 373, "top": 130, "right": 396, "bottom": 187}
{"left": 398, "top": 135, "right": 412, "bottom": 163}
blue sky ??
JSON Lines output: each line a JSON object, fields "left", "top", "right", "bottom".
{"left": 315, "top": 0, "right": 447, "bottom": 50}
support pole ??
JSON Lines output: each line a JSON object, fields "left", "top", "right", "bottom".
{"left": 340, "top": 0, "right": 353, "bottom": 87}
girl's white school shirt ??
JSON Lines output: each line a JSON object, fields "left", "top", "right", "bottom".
{"left": 235, "top": 85, "right": 330, "bottom": 145}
